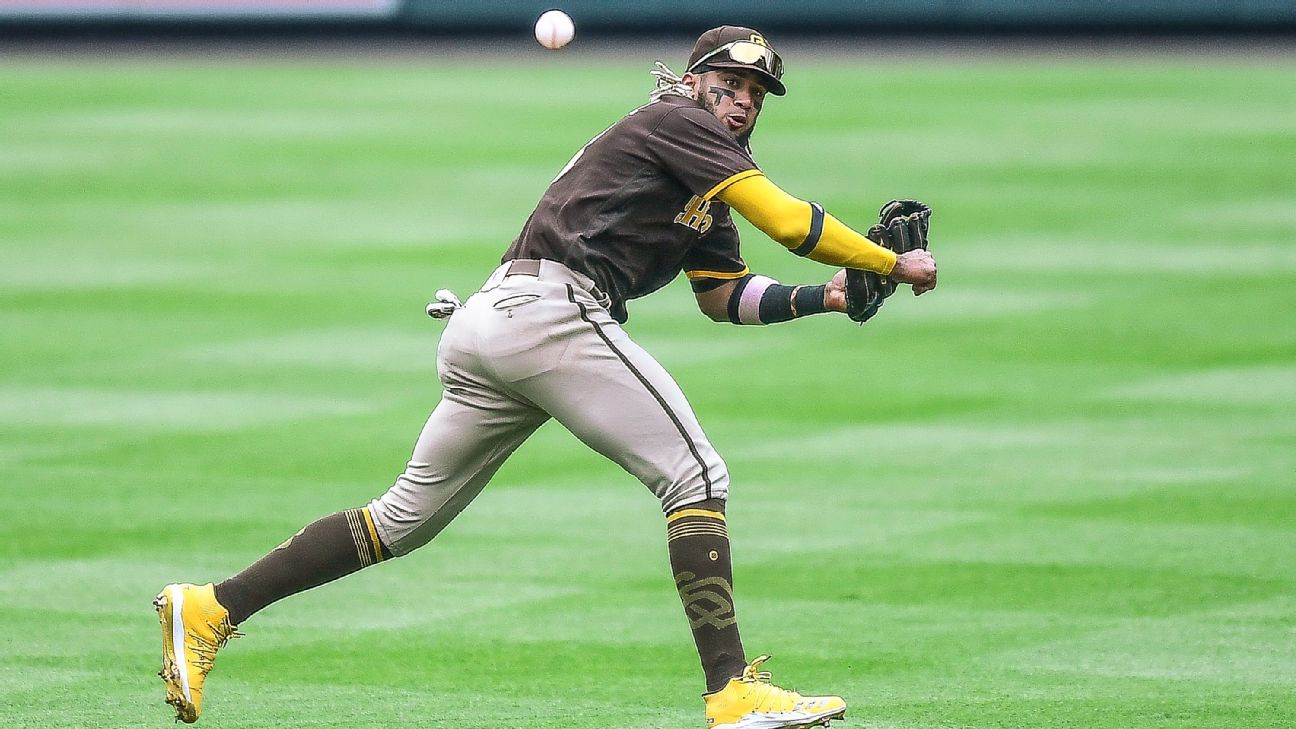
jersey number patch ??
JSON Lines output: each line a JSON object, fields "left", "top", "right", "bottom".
{"left": 674, "top": 195, "right": 713, "bottom": 235}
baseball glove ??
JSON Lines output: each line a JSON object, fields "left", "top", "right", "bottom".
{"left": 843, "top": 199, "right": 932, "bottom": 323}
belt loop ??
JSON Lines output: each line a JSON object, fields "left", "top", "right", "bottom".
{"left": 481, "top": 262, "right": 510, "bottom": 291}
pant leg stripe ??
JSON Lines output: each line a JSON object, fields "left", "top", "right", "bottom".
{"left": 565, "top": 285, "right": 714, "bottom": 501}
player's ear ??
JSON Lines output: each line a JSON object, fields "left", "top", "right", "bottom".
{"left": 681, "top": 72, "right": 701, "bottom": 96}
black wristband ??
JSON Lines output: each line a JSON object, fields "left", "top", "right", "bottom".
{"left": 792, "top": 284, "right": 828, "bottom": 317}
{"left": 757, "top": 283, "right": 795, "bottom": 323}
{"left": 755, "top": 283, "right": 829, "bottom": 323}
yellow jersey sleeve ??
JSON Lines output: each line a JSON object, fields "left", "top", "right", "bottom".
{"left": 717, "top": 174, "right": 897, "bottom": 275}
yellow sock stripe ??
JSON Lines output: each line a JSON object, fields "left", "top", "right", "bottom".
{"left": 666, "top": 508, "right": 726, "bottom": 525}
{"left": 357, "top": 511, "right": 373, "bottom": 567}
{"left": 666, "top": 508, "right": 728, "bottom": 542}
{"left": 343, "top": 509, "right": 372, "bottom": 568}
{"left": 667, "top": 524, "right": 729, "bottom": 541}
{"left": 360, "top": 507, "right": 386, "bottom": 563}
{"left": 668, "top": 529, "right": 729, "bottom": 544}
{"left": 667, "top": 520, "right": 729, "bottom": 535}
{"left": 668, "top": 521, "right": 728, "bottom": 534}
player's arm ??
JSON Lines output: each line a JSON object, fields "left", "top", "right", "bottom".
{"left": 692, "top": 270, "right": 850, "bottom": 325}
{"left": 715, "top": 173, "right": 933, "bottom": 286}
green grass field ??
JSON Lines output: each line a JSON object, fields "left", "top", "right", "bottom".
{"left": 2, "top": 47, "right": 1294, "bottom": 728}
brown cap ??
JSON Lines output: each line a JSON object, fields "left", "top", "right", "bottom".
{"left": 686, "top": 25, "right": 786, "bottom": 96}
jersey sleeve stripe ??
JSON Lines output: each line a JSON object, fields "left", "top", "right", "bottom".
{"left": 791, "top": 202, "right": 826, "bottom": 256}
{"left": 702, "top": 169, "right": 763, "bottom": 201}
{"left": 685, "top": 266, "right": 750, "bottom": 281}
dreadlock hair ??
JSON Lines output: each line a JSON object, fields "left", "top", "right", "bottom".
{"left": 649, "top": 61, "right": 692, "bottom": 101}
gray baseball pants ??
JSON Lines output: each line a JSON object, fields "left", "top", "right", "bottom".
{"left": 369, "top": 259, "right": 730, "bottom": 556}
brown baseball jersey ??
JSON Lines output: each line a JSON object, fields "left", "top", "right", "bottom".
{"left": 503, "top": 94, "right": 761, "bottom": 323}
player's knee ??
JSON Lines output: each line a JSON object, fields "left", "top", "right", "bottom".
{"left": 366, "top": 481, "right": 443, "bottom": 557}
{"left": 368, "top": 496, "right": 447, "bottom": 557}
{"left": 369, "top": 461, "right": 485, "bottom": 557}
{"left": 658, "top": 461, "right": 730, "bottom": 514}
{"left": 366, "top": 496, "right": 415, "bottom": 557}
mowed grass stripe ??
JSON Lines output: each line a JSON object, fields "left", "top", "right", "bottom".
{"left": 1, "top": 53, "right": 1293, "bottom": 728}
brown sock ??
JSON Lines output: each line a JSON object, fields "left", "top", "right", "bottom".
{"left": 666, "top": 498, "right": 747, "bottom": 694}
{"left": 213, "top": 507, "right": 392, "bottom": 625}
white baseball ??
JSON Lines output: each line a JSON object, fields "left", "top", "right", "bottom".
{"left": 534, "top": 10, "right": 575, "bottom": 50}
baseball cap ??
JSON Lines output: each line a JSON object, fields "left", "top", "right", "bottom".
{"left": 686, "top": 25, "right": 786, "bottom": 96}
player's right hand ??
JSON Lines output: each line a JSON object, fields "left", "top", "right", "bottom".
{"left": 890, "top": 249, "right": 937, "bottom": 295}
{"left": 824, "top": 268, "right": 849, "bottom": 313}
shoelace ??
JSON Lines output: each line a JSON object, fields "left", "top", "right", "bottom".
{"left": 188, "top": 617, "right": 242, "bottom": 674}
{"left": 739, "top": 656, "right": 821, "bottom": 712}
{"left": 739, "top": 654, "right": 775, "bottom": 684}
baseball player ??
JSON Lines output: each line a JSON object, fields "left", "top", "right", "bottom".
{"left": 155, "top": 25, "right": 937, "bottom": 729}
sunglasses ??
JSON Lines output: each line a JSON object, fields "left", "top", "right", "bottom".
{"left": 689, "top": 40, "right": 784, "bottom": 81}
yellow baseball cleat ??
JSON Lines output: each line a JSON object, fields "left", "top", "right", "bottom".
{"left": 704, "top": 655, "right": 847, "bottom": 729}
{"left": 154, "top": 583, "right": 240, "bottom": 723}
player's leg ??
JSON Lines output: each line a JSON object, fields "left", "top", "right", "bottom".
{"left": 213, "top": 389, "right": 547, "bottom": 624}
{"left": 365, "top": 384, "right": 548, "bottom": 557}
{"left": 156, "top": 392, "right": 545, "bottom": 723}
{"left": 512, "top": 285, "right": 745, "bottom": 688}
{"left": 155, "top": 305, "right": 548, "bottom": 723}
{"left": 517, "top": 283, "right": 845, "bottom": 727}
{"left": 664, "top": 497, "right": 746, "bottom": 692}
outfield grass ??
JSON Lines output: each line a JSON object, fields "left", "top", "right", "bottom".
{"left": 1, "top": 47, "right": 1294, "bottom": 728}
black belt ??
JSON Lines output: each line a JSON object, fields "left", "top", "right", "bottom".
{"left": 504, "top": 258, "right": 610, "bottom": 307}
